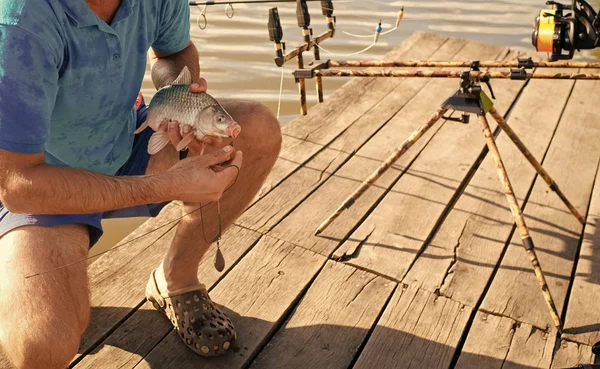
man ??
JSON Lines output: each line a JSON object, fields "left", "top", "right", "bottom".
{"left": 0, "top": 0, "right": 281, "bottom": 367}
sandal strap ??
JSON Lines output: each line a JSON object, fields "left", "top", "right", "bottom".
{"left": 146, "top": 270, "right": 208, "bottom": 307}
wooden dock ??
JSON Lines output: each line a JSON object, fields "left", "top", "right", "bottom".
{"left": 3, "top": 31, "right": 600, "bottom": 369}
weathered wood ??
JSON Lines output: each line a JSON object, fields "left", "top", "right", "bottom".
{"left": 402, "top": 67, "right": 574, "bottom": 306}
{"left": 456, "top": 312, "right": 555, "bottom": 369}
{"left": 502, "top": 322, "right": 555, "bottom": 369}
{"left": 253, "top": 34, "right": 451, "bottom": 205}
{"left": 330, "top": 47, "right": 523, "bottom": 280}
{"left": 74, "top": 301, "right": 173, "bottom": 369}
{"left": 238, "top": 33, "right": 459, "bottom": 233}
{"left": 250, "top": 261, "right": 395, "bottom": 369}
{"left": 238, "top": 147, "right": 349, "bottom": 233}
{"left": 353, "top": 285, "right": 471, "bottom": 369}
{"left": 79, "top": 204, "right": 261, "bottom": 356}
{"left": 480, "top": 74, "right": 600, "bottom": 330}
{"left": 270, "top": 40, "right": 511, "bottom": 258}
{"left": 454, "top": 313, "right": 516, "bottom": 369}
{"left": 69, "top": 32, "right": 454, "bottom": 367}
{"left": 551, "top": 340, "right": 595, "bottom": 368}
{"left": 131, "top": 236, "right": 326, "bottom": 369}
{"left": 281, "top": 32, "right": 447, "bottom": 144}
{"left": 253, "top": 135, "right": 324, "bottom": 202}
{"left": 562, "top": 162, "right": 600, "bottom": 346}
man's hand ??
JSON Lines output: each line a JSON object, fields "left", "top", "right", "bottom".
{"left": 189, "top": 80, "right": 208, "bottom": 94}
{"left": 167, "top": 145, "right": 243, "bottom": 203}
{"left": 155, "top": 120, "right": 227, "bottom": 155}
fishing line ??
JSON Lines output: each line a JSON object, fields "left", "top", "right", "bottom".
{"left": 314, "top": 41, "right": 377, "bottom": 56}
{"left": 25, "top": 164, "right": 241, "bottom": 279}
{"left": 277, "top": 67, "right": 285, "bottom": 118}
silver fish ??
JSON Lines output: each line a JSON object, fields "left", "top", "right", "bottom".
{"left": 135, "top": 66, "right": 241, "bottom": 155}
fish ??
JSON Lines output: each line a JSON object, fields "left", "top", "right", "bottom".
{"left": 135, "top": 66, "right": 241, "bottom": 155}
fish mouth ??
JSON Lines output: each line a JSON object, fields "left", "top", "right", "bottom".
{"left": 226, "top": 124, "right": 242, "bottom": 138}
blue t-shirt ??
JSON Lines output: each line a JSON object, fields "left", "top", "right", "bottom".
{"left": 0, "top": 0, "right": 190, "bottom": 175}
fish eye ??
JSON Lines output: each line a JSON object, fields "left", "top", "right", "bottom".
{"left": 218, "top": 116, "right": 225, "bottom": 123}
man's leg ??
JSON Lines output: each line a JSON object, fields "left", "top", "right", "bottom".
{"left": 0, "top": 225, "right": 90, "bottom": 369}
{"left": 146, "top": 99, "right": 282, "bottom": 291}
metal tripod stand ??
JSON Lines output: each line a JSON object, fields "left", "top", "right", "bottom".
{"left": 315, "top": 68, "right": 587, "bottom": 333}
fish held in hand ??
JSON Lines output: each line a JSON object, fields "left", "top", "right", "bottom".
{"left": 135, "top": 66, "right": 241, "bottom": 155}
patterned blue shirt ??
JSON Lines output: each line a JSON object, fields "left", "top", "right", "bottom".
{"left": 0, "top": 0, "right": 190, "bottom": 175}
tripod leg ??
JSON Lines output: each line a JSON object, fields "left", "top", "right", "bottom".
{"left": 489, "top": 107, "right": 585, "bottom": 225}
{"left": 478, "top": 114, "right": 563, "bottom": 333}
{"left": 315, "top": 107, "right": 448, "bottom": 235}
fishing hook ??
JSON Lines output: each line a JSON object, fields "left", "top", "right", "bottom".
{"left": 196, "top": 4, "right": 208, "bottom": 30}
{"left": 225, "top": 2, "right": 235, "bottom": 18}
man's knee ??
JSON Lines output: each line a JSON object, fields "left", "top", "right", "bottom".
{"left": 246, "top": 101, "right": 282, "bottom": 155}
{"left": 0, "top": 224, "right": 90, "bottom": 369}
{"left": 5, "top": 321, "right": 81, "bottom": 369}
{"left": 221, "top": 99, "right": 282, "bottom": 156}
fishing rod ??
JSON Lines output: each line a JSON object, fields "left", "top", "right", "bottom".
{"left": 269, "top": 0, "right": 338, "bottom": 114}
{"left": 268, "top": 1, "right": 404, "bottom": 114}
{"left": 326, "top": 58, "right": 600, "bottom": 69}
{"left": 189, "top": 0, "right": 323, "bottom": 5}
{"left": 312, "top": 69, "right": 600, "bottom": 80}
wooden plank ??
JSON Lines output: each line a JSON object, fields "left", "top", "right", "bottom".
{"left": 238, "top": 33, "right": 460, "bottom": 233}
{"left": 454, "top": 313, "right": 515, "bottom": 369}
{"left": 250, "top": 261, "right": 396, "bottom": 369}
{"left": 456, "top": 312, "right": 555, "bottom": 369}
{"left": 72, "top": 32, "right": 452, "bottom": 366}
{"left": 551, "top": 340, "right": 595, "bottom": 368}
{"left": 281, "top": 32, "right": 448, "bottom": 145}
{"left": 330, "top": 47, "right": 524, "bottom": 280}
{"left": 78, "top": 204, "right": 261, "bottom": 356}
{"left": 480, "top": 74, "right": 600, "bottom": 330}
{"left": 74, "top": 301, "right": 173, "bottom": 369}
{"left": 402, "top": 67, "right": 575, "bottom": 306}
{"left": 130, "top": 236, "right": 326, "bottom": 369}
{"left": 239, "top": 147, "right": 349, "bottom": 234}
{"left": 352, "top": 285, "right": 471, "bottom": 369}
{"left": 254, "top": 135, "right": 324, "bottom": 201}
{"left": 270, "top": 41, "right": 514, "bottom": 259}
{"left": 563, "top": 161, "right": 600, "bottom": 346}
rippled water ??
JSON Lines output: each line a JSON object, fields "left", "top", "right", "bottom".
{"left": 93, "top": 0, "right": 590, "bottom": 257}
{"left": 139, "top": 0, "right": 545, "bottom": 124}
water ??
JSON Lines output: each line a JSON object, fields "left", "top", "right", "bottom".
{"left": 92, "top": 0, "right": 592, "bottom": 258}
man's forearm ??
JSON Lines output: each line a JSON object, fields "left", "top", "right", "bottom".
{"left": 150, "top": 42, "right": 201, "bottom": 89}
{"left": 1, "top": 164, "right": 175, "bottom": 215}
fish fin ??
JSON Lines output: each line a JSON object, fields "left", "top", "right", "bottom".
{"left": 134, "top": 120, "right": 150, "bottom": 134}
{"left": 172, "top": 66, "right": 192, "bottom": 86}
{"left": 176, "top": 131, "right": 197, "bottom": 152}
{"left": 147, "top": 131, "right": 171, "bottom": 155}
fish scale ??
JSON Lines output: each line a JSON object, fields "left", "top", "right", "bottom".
{"left": 136, "top": 66, "right": 241, "bottom": 155}
{"left": 148, "top": 86, "right": 220, "bottom": 133}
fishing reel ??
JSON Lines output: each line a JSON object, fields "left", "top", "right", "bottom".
{"left": 532, "top": 0, "right": 600, "bottom": 60}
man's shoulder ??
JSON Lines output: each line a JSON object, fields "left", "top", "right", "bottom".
{"left": 0, "top": 0, "right": 56, "bottom": 26}
{"left": 0, "top": 0, "right": 63, "bottom": 56}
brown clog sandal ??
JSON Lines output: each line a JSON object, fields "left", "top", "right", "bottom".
{"left": 145, "top": 271, "right": 236, "bottom": 356}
